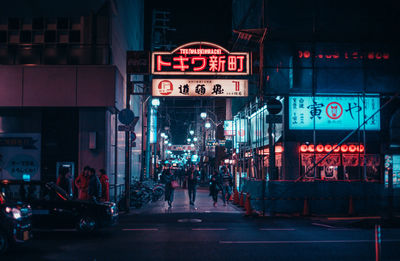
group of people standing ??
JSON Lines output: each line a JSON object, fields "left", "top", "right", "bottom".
{"left": 56, "top": 165, "right": 110, "bottom": 202}
{"left": 160, "top": 164, "right": 233, "bottom": 208}
{"left": 209, "top": 166, "right": 233, "bottom": 207}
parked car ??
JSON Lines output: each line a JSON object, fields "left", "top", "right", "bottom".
{"left": 0, "top": 187, "right": 32, "bottom": 254}
{"left": 29, "top": 182, "right": 118, "bottom": 232}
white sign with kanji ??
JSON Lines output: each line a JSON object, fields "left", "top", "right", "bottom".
{"left": 152, "top": 79, "right": 248, "bottom": 97}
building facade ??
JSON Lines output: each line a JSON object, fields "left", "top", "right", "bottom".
{"left": 0, "top": 0, "right": 144, "bottom": 202}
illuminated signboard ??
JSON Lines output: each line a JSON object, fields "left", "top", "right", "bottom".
{"left": 152, "top": 79, "right": 248, "bottom": 97}
{"left": 298, "top": 50, "right": 390, "bottom": 61}
{"left": 151, "top": 42, "right": 250, "bottom": 75}
{"left": 224, "top": 121, "right": 234, "bottom": 136}
{"left": 289, "top": 95, "right": 380, "bottom": 130}
{"left": 149, "top": 107, "right": 157, "bottom": 143}
{"left": 168, "top": 145, "right": 195, "bottom": 151}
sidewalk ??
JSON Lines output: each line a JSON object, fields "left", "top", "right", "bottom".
{"left": 128, "top": 187, "right": 242, "bottom": 215}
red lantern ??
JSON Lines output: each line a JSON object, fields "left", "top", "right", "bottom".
{"left": 357, "top": 144, "right": 365, "bottom": 153}
{"left": 308, "top": 144, "right": 314, "bottom": 152}
{"left": 341, "top": 144, "right": 349, "bottom": 153}
{"left": 300, "top": 145, "right": 308, "bottom": 152}
{"left": 316, "top": 144, "right": 324, "bottom": 152}
{"left": 349, "top": 144, "right": 357, "bottom": 153}
{"left": 324, "top": 144, "right": 332, "bottom": 152}
{"left": 333, "top": 144, "right": 341, "bottom": 152}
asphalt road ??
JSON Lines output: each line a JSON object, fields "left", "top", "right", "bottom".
{"left": 3, "top": 188, "right": 400, "bottom": 261}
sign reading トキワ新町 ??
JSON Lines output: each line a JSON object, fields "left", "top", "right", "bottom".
{"left": 151, "top": 42, "right": 250, "bottom": 75}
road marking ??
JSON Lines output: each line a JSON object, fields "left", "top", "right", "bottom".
{"left": 327, "top": 216, "right": 381, "bottom": 221}
{"left": 259, "top": 228, "right": 296, "bottom": 231}
{"left": 192, "top": 228, "right": 228, "bottom": 231}
{"left": 122, "top": 228, "right": 159, "bottom": 231}
{"left": 220, "top": 239, "right": 400, "bottom": 244}
{"left": 52, "top": 229, "right": 77, "bottom": 232}
{"left": 327, "top": 228, "right": 357, "bottom": 231}
{"left": 312, "top": 223, "right": 336, "bottom": 228}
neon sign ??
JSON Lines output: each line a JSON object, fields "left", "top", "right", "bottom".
{"left": 289, "top": 95, "right": 380, "bottom": 130}
{"left": 298, "top": 50, "right": 390, "bottom": 61}
{"left": 151, "top": 42, "right": 250, "bottom": 75}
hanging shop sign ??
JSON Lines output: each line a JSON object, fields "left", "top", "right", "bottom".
{"left": 289, "top": 95, "right": 380, "bottom": 130}
{"left": 152, "top": 79, "right": 248, "bottom": 97}
{"left": 0, "top": 133, "right": 41, "bottom": 181}
{"left": 149, "top": 107, "right": 157, "bottom": 144}
{"left": 168, "top": 145, "right": 195, "bottom": 151}
{"left": 224, "top": 121, "right": 234, "bottom": 136}
{"left": 151, "top": 41, "right": 250, "bottom": 75}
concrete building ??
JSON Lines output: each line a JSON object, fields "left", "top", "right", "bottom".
{"left": 0, "top": 0, "right": 144, "bottom": 202}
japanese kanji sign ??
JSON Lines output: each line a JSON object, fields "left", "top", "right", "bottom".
{"left": 289, "top": 95, "right": 380, "bottom": 130}
{"left": 0, "top": 133, "right": 41, "bottom": 181}
{"left": 152, "top": 79, "right": 248, "bottom": 97}
{"left": 167, "top": 145, "right": 195, "bottom": 151}
{"left": 151, "top": 42, "right": 250, "bottom": 75}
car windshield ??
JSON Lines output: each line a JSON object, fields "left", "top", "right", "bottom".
{"left": 0, "top": 191, "right": 5, "bottom": 204}
{"left": 45, "top": 182, "right": 71, "bottom": 201}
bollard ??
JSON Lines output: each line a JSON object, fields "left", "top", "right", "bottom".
{"left": 348, "top": 195, "right": 354, "bottom": 216}
{"left": 302, "top": 197, "right": 310, "bottom": 216}
{"left": 233, "top": 189, "right": 240, "bottom": 205}
{"left": 239, "top": 192, "right": 244, "bottom": 207}
{"left": 245, "top": 194, "right": 252, "bottom": 216}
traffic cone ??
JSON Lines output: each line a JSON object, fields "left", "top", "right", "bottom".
{"left": 233, "top": 189, "right": 240, "bottom": 205}
{"left": 348, "top": 195, "right": 354, "bottom": 216}
{"left": 245, "top": 194, "right": 252, "bottom": 216}
{"left": 239, "top": 192, "right": 245, "bottom": 207}
{"left": 302, "top": 197, "right": 310, "bottom": 216}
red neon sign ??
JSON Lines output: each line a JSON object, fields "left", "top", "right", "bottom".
{"left": 151, "top": 42, "right": 250, "bottom": 75}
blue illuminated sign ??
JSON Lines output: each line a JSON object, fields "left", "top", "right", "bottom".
{"left": 149, "top": 107, "right": 157, "bottom": 143}
{"left": 289, "top": 95, "right": 380, "bottom": 130}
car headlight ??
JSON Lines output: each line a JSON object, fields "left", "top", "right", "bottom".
{"left": 5, "top": 207, "right": 22, "bottom": 220}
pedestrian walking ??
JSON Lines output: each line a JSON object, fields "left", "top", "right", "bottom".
{"left": 161, "top": 165, "right": 176, "bottom": 207}
{"left": 98, "top": 169, "right": 110, "bottom": 202}
{"left": 75, "top": 166, "right": 90, "bottom": 200}
{"left": 209, "top": 170, "right": 222, "bottom": 207}
{"left": 187, "top": 165, "right": 200, "bottom": 205}
{"left": 88, "top": 168, "right": 101, "bottom": 201}
{"left": 220, "top": 166, "right": 233, "bottom": 206}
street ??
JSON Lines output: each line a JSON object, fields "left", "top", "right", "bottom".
{"left": 3, "top": 188, "right": 400, "bottom": 261}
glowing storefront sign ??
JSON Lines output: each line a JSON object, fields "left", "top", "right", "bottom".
{"left": 289, "top": 95, "right": 380, "bottom": 130}
{"left": 151, "top": 42, "right": 250, "bottom": 75}
{"left": 152, "top": 79, "right": 248, "bottom": 97}
{"left": 224, "top": 121, "right": 234, "bottom": 136}
{"left": 149, "top": 107, "right": 157, "bottom": 144}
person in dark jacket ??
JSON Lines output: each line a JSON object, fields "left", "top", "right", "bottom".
{"left": 220, "top": 166, "right": 233, "bottom": 206}
{"left": 209, "top": 170, "right": 222, "bottom": 207}
{"left": 57, "top": 167, "right": 72, "bottom": 197}
{"left": 161, "top": 166, "right": 175, "bottom": 207}
{"left": 88, "top": 168, "right": 101, "bottom": 201}
{"left": 187, "top": 165, "right": 200, "bottom": 205}
{"left": 98, "top": 169, "right": 110, "bottom": 202}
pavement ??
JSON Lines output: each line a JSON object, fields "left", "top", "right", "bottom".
{"left": 3, "top": 188, "right": 400, "bottom": 261}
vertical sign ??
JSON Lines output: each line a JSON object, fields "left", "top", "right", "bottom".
{"left": 149, "top": 108, "right": 157, "bottom": 144}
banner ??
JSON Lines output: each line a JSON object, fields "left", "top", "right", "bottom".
{"left": 289, "top": 95, "right": 380, "bottom": 130}
{"left": 152, "top": 79, "right": 248, "bottom": 97}
{"left": 0, "top": 133, "right": 41, "bottom": 181}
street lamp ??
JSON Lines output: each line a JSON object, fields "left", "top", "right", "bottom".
{"left": 189, "top": 130, "right": 194, "bottom": 135}
{"left": 151, "top": 98, "right": 160, "bottom": 107}
{"left": 200, "top": 112, "right": 207, "bottom": 119}
{"left": 205, "top": 122, "right": 211, "bottom": 129}
{"left": 193, "top": 137, "right": 198, "bottom": 142}
{"left": 187, "top": 138, "right": 191, "bottom": 143}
